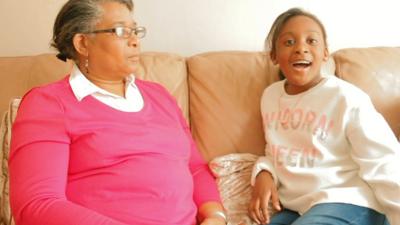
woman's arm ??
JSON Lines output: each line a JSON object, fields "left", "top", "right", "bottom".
{"left": 198, "top": 201, "right": 227, "bottom": 225}
{"left": 169, "top": 92, "right": 225, "bottom": 223}
{"left": 9, "top": 88, "right": 127, "bottom": 225}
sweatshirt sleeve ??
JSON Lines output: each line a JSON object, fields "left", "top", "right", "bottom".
{"left": 251, "top": 88, "right": 279, "bottom": 187}
{"left": 9, "top": 88, "right": 128, "bottom": 225}
{"left": 347, "top": 94, "right": 400, "bottom": 225}
{"left": 250, "top": 148, "right": 279, "bottom": 187}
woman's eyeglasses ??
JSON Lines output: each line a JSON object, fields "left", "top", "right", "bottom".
{"left": 88, "top": 26, "right": 146, "bottom": 39}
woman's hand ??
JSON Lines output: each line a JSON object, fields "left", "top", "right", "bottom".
{"left": 198, "top": 201, "right": 227, "bottom": 225}
{"left": 200, "top": 217, "right": 226, "bottom": 225}
{"left": 248, "top": 171, "right": 281, "bottom": 224}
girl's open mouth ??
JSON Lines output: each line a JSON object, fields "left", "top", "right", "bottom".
{"left": 292, "top": 60, "right": 312, "bottom": 69}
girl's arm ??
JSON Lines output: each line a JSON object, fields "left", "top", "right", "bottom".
{"left": 347, "top": 94, "right": 400, "bottom": 225}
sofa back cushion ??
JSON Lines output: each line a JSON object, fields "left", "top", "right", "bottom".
{"left": 332, "top": 47, "right": 400, "bottom": 138}
{"left": 136, "top": 52, "right": 189, "bottom": 120}
{"left": 0, "top": 52, "right": 188, "bottom": 224}
{"left": 0, "top": 54, "right": 73, "bottom": 116}
{"left": 187, "top": 51, "right": 280, "bottom": 160}
{"left": 0, "top": 52, "right": 189, "bottom": 121}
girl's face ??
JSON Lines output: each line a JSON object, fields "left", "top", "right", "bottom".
{"left": 271, "top": 15, "right": 329, "bottom": 94}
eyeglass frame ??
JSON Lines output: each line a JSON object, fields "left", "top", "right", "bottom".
{"left": 87, "top": 26, "right": 146, "bottom": 39}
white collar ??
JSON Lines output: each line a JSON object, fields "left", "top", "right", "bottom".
{"left": 69, "top": 64, "right": 136, "bottom": 101}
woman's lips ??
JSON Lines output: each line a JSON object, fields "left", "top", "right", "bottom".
{"left": 128, "top": 55, "right": 139, "bottom": 62}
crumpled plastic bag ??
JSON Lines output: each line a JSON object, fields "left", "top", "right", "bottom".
{"left": 209, "top": 153, "right": 262, "bottom": 225}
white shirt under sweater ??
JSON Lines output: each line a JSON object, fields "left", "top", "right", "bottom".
{"left": 69, "top": 64, "right": 143, "bottom": 112}
{"left": 251, "top": 75, "right": 400, "bottom": 225}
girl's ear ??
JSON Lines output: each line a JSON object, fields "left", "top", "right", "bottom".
{"left": 270, "top": 51, "right": 278, "bottom": 65}
{"left": 73, "top": 33, "right": 89, "bottom": 57}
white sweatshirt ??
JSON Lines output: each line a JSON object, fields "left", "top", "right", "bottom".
{"left": 251, "top": 76, "right": 400, "bottom": 225}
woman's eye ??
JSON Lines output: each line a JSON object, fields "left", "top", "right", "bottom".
{"left": 122, "top": 28, "right": 131, "bottom": 36}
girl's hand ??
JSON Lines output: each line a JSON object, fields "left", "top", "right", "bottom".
{"left": 199, "top": 217, "right": 226, "bottom": 225}
{"left": 248, "top": 171, "right": 281, "bottom": 224}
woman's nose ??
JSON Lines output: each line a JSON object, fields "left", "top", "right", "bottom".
{"left": 128, "top": 35, "right": 139, "bottom": 47}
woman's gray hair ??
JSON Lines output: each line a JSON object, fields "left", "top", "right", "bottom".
{"left": 51, "top": 0, "right": 133, "bottom": 62}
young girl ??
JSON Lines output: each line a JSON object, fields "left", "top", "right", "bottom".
{"left": 248, "top": 8, "right": 400, "bottom": 225}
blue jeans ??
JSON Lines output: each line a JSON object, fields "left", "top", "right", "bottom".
{"left": 268, "top": 203, "right": 389, "bottom": 225}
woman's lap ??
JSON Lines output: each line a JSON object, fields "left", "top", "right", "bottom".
{"left": 268, "top": 203, "right": 389, "bottom": 225}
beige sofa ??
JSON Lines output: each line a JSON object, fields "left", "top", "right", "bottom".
{"left": 1, "top": 47, "right": 400, "bottom": 225}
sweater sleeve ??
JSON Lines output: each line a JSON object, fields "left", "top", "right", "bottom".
{"left": 347, "top": 94, "right": 400, "bottom": 225}
{"left": 171, "top": 97, "right": 221, "bottom": 206}
{"left": 9, "top": 88, "right": 128, "bottom": 225}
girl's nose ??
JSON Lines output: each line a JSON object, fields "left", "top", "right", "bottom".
{"left": 295, "top": 43, "right": 309, "bottom": 54}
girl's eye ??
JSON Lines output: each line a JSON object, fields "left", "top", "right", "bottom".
{"left": 308, "top": 39, "right": 318, "bottom": 45}
{"left": 284, "top": 39, "right": 295, "bottom": 46}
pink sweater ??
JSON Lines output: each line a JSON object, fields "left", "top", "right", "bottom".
{"left": 9, "top": 76, "right": 220, "bottom": 225}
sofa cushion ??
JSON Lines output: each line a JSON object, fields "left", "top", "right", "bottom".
{"left": 0, "top": 52, "right": 189, "bottom": 225}
{"left": 187, "top": 51, "right": 335, "bottom": 161}
{"left": 136, "top": 52, "right": 189, "bottom": 120}
{"left": 0, "top": 54, "right": 73, "bottom": 116}
{"left": 0, "top": 52, "right": 189, "bottom": 122}
{"left": 332, "top": 47, "right": 400, "bottom": 138}
{"left": 187, "top": 51, "right": 280, "bottom": 161}
{"left": 0, "top": 98, "right": 19, "bottom": 225}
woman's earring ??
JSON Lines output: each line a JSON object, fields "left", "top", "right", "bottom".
{"left": 85, "top": 58, "right": 89, "bottom": 74}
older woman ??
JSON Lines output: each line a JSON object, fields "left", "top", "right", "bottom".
{"left": 8, "top": 0, "right": 226, "bottom": 224}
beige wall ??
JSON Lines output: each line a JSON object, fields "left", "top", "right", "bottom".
{"left": 1, "top": 0, "right": 399, "bottom": 57}
{"left": 0, "top": 0, "right": 65, "bottom": 57}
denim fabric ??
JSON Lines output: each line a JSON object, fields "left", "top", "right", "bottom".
{"left": 268, "top": 203, "right": 389, "bottom": 225}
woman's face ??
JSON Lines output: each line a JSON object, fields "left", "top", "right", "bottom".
{"left": 86, "top": 1, "right": 140, "bottom": 80}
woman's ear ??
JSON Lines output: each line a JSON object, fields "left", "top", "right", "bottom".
{"left": 73, "top": 33, "right": 89, "bottom": 56}
{"left": 323, "top": 47, "right": 329, "bottom": 61}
